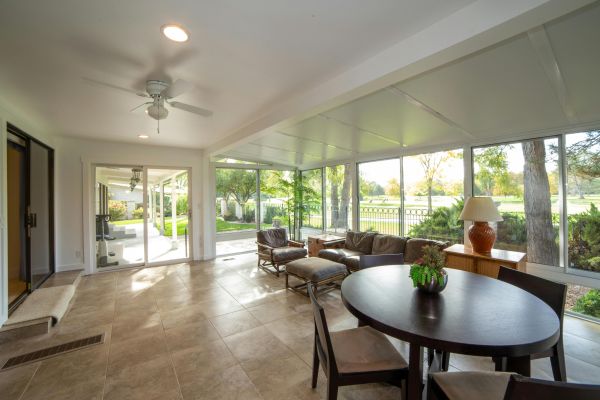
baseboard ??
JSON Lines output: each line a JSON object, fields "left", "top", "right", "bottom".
{"left": 56, "top": 263, "right": 85, "bottom": 272}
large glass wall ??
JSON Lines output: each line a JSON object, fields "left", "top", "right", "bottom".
{"left": 403, "top": 149, "right": 464, "bottom": 243}
{"left": 473, "top": 138, "right": 559, "bottom": 265}
{"left": 259, "top": 170, "right": 293, "bottom": 231}
{"left": 300, "top": 168, "right": 323, "bottom": 237}
{"left": 325, "top": 164, "right": 352, "bottom": 234}
{"left": 566, "top": 131, "right": 600, "bottom": 278}
{"left": 357, "top": 158, "right": 401, "bottom": 235}
{"left": 215, "top": 168, "right": 257, "bottom": 233}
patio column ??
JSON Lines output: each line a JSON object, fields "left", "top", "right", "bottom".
{"left": 171, "top": 180, "right": 178, "bottom": 250}
{"left": 159, "top": 182, "right": 165, "bottom": 234}
{"left": 149, "top": 187, "right": 155, "bottom": 224}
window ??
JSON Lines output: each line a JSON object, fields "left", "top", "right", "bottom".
{"left": 473, "top": 138, "right": 559, "bottom": 265}
{"left": 259, "top": 170, "right": 293, "bottom": 231}
{"left": 300, "top": 168, "right": 323, "bottom": 236}
{"left": 357, "top": 158, "right": 401, "bottom": 235}
{"left": 403, "top": 149, "right": 464, "bottom": 243}
{"left": 565, "top": 131, "right": 600, "bottom": 276}
{"left": 325, "top": 164, "right": 352, "bottom": 234}
{"left": 215, "top": 168, "right": 257, "bottom": 233}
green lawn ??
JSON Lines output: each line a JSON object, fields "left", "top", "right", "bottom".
{"left": 216, "top": 219, "right": 256, "bottom": 232}
{"left": 161, "top": 217, "right": 189, "bottom": 236}
{"left": 112, "top": 218, "right": 143, "bottom": 225}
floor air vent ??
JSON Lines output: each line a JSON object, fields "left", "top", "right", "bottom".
{"left": 2, "top": 333, "right": 105, "bottom": 370}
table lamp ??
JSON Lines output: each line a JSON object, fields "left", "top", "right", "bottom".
{"left": 459, "top": 196, "right": 503, "bottom": 254}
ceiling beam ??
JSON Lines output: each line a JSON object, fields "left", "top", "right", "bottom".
{"left": 527, "top": 25, "right": 578, "bottom": 124}
{"left": 386, "top": 85, "right": 475, "bottom": 140}
{"left": 207, "top": 0, "right": 595, "bottom": 160}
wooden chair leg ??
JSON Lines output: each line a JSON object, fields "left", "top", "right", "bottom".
{"left": 327, "top": 381, "right": 338, "bottom": 400}
{"left": 494, "top": 356, "right": 507, "bottom": 371}
{"left": 550, "top": 341, "right": 567, "bottom": 382}
{"left": 312, "top": 339, "right": 319, "bottom": 388}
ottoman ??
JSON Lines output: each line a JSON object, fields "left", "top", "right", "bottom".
{"left": 285, "top": 257, "right": 347, "bottom": 297}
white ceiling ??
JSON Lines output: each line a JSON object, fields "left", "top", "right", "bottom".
{"left": 0, "top": 0, "right": 476, "bottom": 148}
{"left": 221, "top": 2, "right": 600, "bottom": 168}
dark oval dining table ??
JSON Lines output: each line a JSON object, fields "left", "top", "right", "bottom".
{"left": 341, "top": 265, "right": 560, "bottom": 400}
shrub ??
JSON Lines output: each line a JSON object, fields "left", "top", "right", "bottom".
{"left": 242, "top": 206, "right": 256, "bottom": 223}
{"left": 408, "top": 199, "right": 464, "bottom": 243}
{"left": 176, "top": 195, "right": 188, "bottom": 215}
{"left": 108, "top": 201, "right": 127, "bottom": 221}
{"left": 568, "top": 204, "right": 600, "bottom": 272}
{"left": 573, "top": 289, "right": 600, "bottom": 318}
{"left": 132, "top": 207, "right": 144, "bottom": 219}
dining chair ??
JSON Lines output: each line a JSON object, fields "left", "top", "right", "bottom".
{"left": 494, "top": 266, "right": 567, "bottom": 381}
{"left": 307, "top": 282, "right": 409, "bottom": 400}
{"left": 358, "top": 253, "right": 404, "bottom": 269}
{"left": 427, "top": 372, "right": 600, "bottom": 400}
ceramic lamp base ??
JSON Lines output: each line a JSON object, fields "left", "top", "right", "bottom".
{"left": 468, "top": 221, "right": 496, "bottom": 254}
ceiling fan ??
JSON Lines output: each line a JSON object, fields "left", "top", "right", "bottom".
{"left": 83, "top": 78, "right": 213, "bottom": 134}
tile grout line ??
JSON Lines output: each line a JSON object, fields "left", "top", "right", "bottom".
{"left": 100, "top": 273, "right": 118, "bottom": 400}
{"left": 157, "top": 287, "right": 185, "bottom": 400}
{"left": 16, "top": 362, "right": 41, "bottom": 400}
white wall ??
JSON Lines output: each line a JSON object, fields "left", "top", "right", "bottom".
{"left": 0, "top": 98, "right": 54, "bottom": 326}
{"left": 54, "top": 136, "right": 206, "bottom": 274}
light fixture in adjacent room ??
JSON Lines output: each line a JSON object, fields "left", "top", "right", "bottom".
{"left": 129, "top": 167, "right": 142, "bottom": 191}
{"left": 138, "top": 134, "right": 149, "bottom": 139}
{"left": 161, "top": 24, "right": 189, "bottom": 42}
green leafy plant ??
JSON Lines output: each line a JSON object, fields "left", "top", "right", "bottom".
{"left": 572, "top": 289, "right": 600, "bottom": 318}
{"left": 409, "top": 245, "right": 447, "bottom": 287}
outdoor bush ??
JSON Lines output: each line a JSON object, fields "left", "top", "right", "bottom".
{"left": 108, "top": 201, "right": 127, "bottom": 221}
{"left": 568, "top": 204, "right": 600, "bottom": 272}
{"left": 176, "top": 195, "right": 188, "bottom": 215}
{"left": 263, "top": 205, "right": 280, "bottom": 224}
{"left": 573, "top": 289, "right": 600, "bottom": 318}
{"left": 408, "top": 199, "right": 464, "bottom": 243}
{"left": 496, "top": 212, "right": 528, "bottom": 246}
{"left": 132, "top": 207, "right": 144, "bottom": 219}
{"left": 242, "top": 206, "right": 256, "bottom": 223}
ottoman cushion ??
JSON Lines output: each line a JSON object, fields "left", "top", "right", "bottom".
{"left": 272, "top": 246, "right": 307, "bottom": 262}
{"left": 287, "top": 257, "right": 346, "bottom": 282}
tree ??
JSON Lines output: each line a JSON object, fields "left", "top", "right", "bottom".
{"left": 417, "top": 151, "right": 460, "bottom": 212}
{"left": 386, "top": 178, "right": 400, "bottom": 197}
{"left": 474, "top": 146, "right": 510, "bottom": 196}
{"left": 565, "top": 132, "right": 600, "bottom": 198}
{"left": 216, "top": 169, "right": 232, "bottom": 203}
{"left": 225, "top": 169, "right": 256, "bottom": 208}
{"left": 327, "top": 165, "right": 352, "bottom": 229}
{"left": 522, "top": 140, "right": 559, "bottom": 266}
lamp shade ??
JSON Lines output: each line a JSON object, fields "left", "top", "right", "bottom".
{"left": 459, "top": 196, "right": 503, "bottom": 222}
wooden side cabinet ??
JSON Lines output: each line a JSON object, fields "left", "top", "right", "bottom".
{"left": 307, "top": 234, "right": 344, "bottom": 257}
{"left": 443, "top": 244, "right": 526, "bottom": 279}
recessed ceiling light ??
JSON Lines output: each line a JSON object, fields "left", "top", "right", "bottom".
{"left": 161, "top": 24, "right": 189, "bottom": 42}
{"left": 138, "top": 134, "right": 149, "bottom": 139}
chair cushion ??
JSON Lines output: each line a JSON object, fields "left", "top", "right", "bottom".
{"left": 431, "top": 371, "right": 513, "bottom": 400}
{"left": 286, "top": 257, "right": 346, "bottom": 282}
{"left": 330, "top": 326, "right": 407, "bottom": 374}
{"left": 344, "top": 231, "right": 377, "bottom": 254}
{"left": 404, "top": 238, "right": 450, "bottom": 264}
{"left": 319, "top": 248, "right": 364, "bottom": 263}
{"left": 343, "top": 256, "right": 360, "bottom": 272}
{"left": 271, "top": 246, "right": 307, "bottom": 262}
{"left": 372, "top": 234, "right": 409, "bottom": 255}
{"left": 257, "top": 228, "right": 288, "bottom": 248}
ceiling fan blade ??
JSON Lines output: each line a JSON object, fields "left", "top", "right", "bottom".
{"left": 82, "top": 77, "right": 148, "bottom": 97}
{"left": 130, "top": 102, "right": 152, "bottom": 113}
{"left": 162, "top": 79, "right": 193, "bottom": 99}
{"left": 169, "top": 101, "right": 213, "bottom": 117}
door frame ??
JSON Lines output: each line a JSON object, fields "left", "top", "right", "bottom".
{"left": 6, "top": 123, "right": 55, "bottom": 312}
{"left": 90, "top": 163, "right": 192, "bottom": 273}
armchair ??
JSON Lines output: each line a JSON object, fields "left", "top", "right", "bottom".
{"left": 256, "top": 228, "right": 307, "bottom": 276}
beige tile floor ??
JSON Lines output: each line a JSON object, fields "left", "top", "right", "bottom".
{"left": 1, "top": 253, "right": 599, "bottom": 400}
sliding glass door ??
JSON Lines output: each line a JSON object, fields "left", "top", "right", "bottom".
{"left": 94, "top": 165, "right": 191, "bottom": 269}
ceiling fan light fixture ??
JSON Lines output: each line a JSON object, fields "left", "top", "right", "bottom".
{"left": 161, "top": 24, "right": 189, "bottom": 42}
{"left": 146, "top": 104, "right": 169, "bottom": 120}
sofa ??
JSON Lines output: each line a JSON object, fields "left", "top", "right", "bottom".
{"left": 318, "top": 231, "right": 449, "bottom": 272}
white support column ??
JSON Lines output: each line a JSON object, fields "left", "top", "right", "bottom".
{"left": 171, "top": 180, "right": 178, "bottom": 249}
{"left": 159, "top": 182, "right": 165, "bottom": 235}
{"left": 463, "top": 145, "right": 473, "bottom": 248}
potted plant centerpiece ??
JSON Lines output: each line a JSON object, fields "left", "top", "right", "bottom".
{"left": 409, "top": 245, "right": 448, "bottom": 293}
